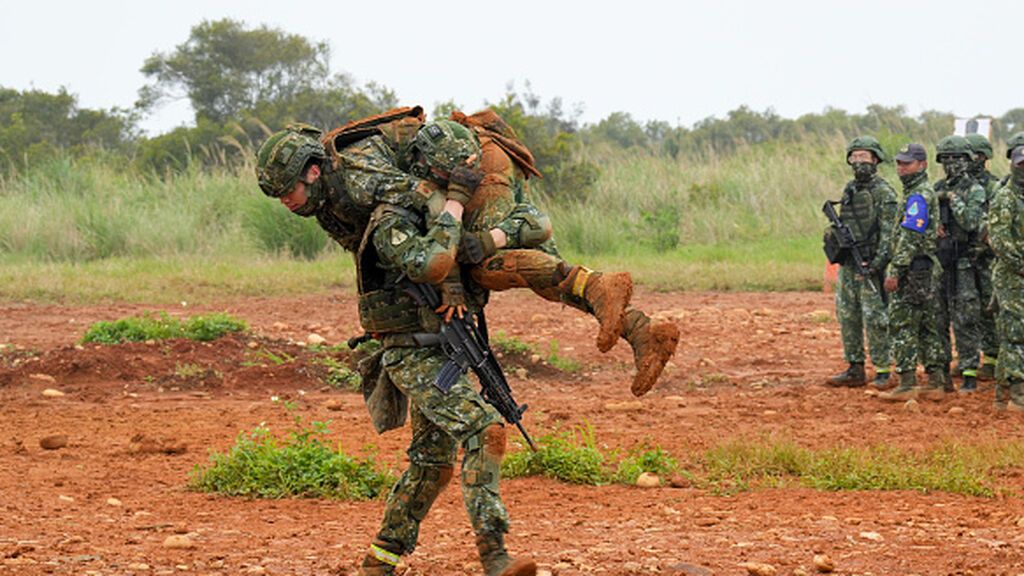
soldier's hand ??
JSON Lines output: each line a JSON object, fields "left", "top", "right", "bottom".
{"left": 884, "top": 276, "right": 898, "bottom": 292}
{"left": 445, "top": 165, "right": 484, "bottom": 206}
{"left": 938, "top": 225, "right": 947, "bottom": 239}
{"left": 436, "top": 280, "right": 467, "bottom": 323}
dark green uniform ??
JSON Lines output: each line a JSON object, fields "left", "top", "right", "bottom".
{"left": 973, "top": 168, "right": 1002, "bottom": 369}
{"left": 988, "top": 176, "right": 1024, "bottom": 408}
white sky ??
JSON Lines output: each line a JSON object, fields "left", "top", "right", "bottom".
{"left": 2, "top": 0, "right": 1019, "bottom": 135}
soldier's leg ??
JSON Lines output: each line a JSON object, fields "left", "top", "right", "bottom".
{"left": 998, "top": 295, "right": 1024, "bottom": 410}
{"left": 836, "top": 266, "right": 867, "bottom": 365}
{"left": 879, "top": 288, "right": 920, "bottom": 401}
{"left": 976, "top": 259, "right": 999, "bottom": 379}
{"left": 471, "top": 249, "right": 631, "bottom": 353}
{"left": 951, "top": 259, "right": 983, "bottom": 389}
{"left": 859, "top": 272, "right": 892, "bottom": 384}
{"left": 362, "top": 407, "right": 458, "bottom": 574}
{"left": 935, "top": 269, "right": 954, "bottom": 372}
{"left": 921, "top": 285, "right": 951, "bottom": 400}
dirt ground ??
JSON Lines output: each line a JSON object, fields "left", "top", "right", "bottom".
{"left": 2, "top": 289, "right": 1023, "bottom": 576}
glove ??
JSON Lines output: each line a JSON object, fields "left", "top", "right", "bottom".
{"left": 458, "top": 230, "right": 498, "bottom": 264}
{"left": 435, "top": 271, "right": 467, "bottom": 323}
{"left": 445, "top": 165, "right": 484, "bottom": 205}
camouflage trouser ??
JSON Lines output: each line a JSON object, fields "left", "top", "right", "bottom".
{"left": 936, "top": 258, "right": 983, "bottom": 374}
{"left": 994, "top": 269, "right": 1024, "bottom": 406}
{"left": 835, "top": 265, "right": 890, "bottom": 368}
{"left": 975, "top": 255, "right": 999, "bottom": 359}
{"left": 889, "top": 264, "right": 945, "bottom": 374}
{"left": 374, "top": 347, "right": 508, "bottom": 554}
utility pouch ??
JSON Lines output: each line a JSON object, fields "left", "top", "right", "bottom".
{"left": 823, "top": 227, "right": 849, "bottom": 265}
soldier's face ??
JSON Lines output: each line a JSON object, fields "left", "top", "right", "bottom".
{"left": 848, "top": 150, "right": 876, "bottom": 164}
{"left": 279, "top": 164, "right": 321, "bottom": 212}
{"left": 896, "top": 159, "right": 926, "bottom": 176}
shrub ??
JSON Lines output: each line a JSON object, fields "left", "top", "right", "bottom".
{"left": 81, "top": 312, "right": 246, "bottom": 344}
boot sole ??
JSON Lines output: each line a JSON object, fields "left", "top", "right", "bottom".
{"left": 630, "top": 322, "right": 681, "bottom": 396}
{"left": 594, "top": 273, "right": 633, "bottom": 353}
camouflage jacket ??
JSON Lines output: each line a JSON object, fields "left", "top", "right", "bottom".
{"left": 890, "top": 170, "right": 939, "bottom": 273}
{"left": 838, "top": 175, "right": 898, "bottom": 273}
{"left": 934, "top": 174, "right": 987, "bottom": 250}
{"left": 989, "top": 181, "right": 1024, "bottom": 277}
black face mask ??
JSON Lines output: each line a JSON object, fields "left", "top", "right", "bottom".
{"left": 941, "top": 157, "right": 969, "bottom": 181}
{"left": 851, "top": 162, "right": 877, "bottom": 183}
{"left": 1013, "top": 166, "right": 1024, "bottom": 188}
{"left": 899, "top": 169, "right": 925, "bottom": 187}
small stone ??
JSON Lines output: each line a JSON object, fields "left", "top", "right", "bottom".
{"left": 903, "top": 399, "right": 921, "bottom": 413}
{"left": 175, "top": 565, "right": 189, "bottom": 571}
{"left": 323, "top": 399, "right": 343, "bottom": 412}
{"left": 307, "top": 333, "right": 326, "bottom": 345}
{"left": 667, "top": 564, "right": 713, "bottom": 576}
{"left": 162, "top": 535, "right": 194, "bottom": 549}
{"left": 144, "top": 340, "right": 156, "bottom": 346}
{"left": 530, "top": 354, "right": 541, "bottom": 364}
{"left": 859, "top": 531, "right": 884, "bottom": 542}
{"left": 536, "top": 570, "right": 554, "bottom": 576}
{"left": 794, "top": 569, "right": 809, "bottom": 576}
{"left": 604, "top": 400, "right": 644, "bottom": 412}
{"left": 128, "top": 563, "right": 150, "bottom": 571}
{"left": 514, "top": 367, "right": 528, "bottom": 380}
{"left": 247, "top": 341, "right": 259, "bottom": 349}
{"left": 864, "top": 389, "right": 879, "bottom": 397}
{"left": 664, "top": 395, "right": 687, "bottom": 405}
{"left": 530, "top": 314, "right": 549, "bottom": 324}
{"left": 107, "top": 498, "right": 122, "bottom": 507}
{"left": 29, "top": 373, "right": 57, "bottom": 384}
{"left": 246, "top": 567, "right": 266, "bottom": 574}
{"left": 694, "top": 517, "right": 719, "bottom": 527}
{"left": 40, "top": 434, "right": 68, "bottom": 450}
{"left": 738, "top": 561, "right": 777, "bottom": 576}
{"left": 58, "top": 495, "right": 75, "bottom": 503}
{"left": 635, "top": 472, "right": 660, "bottom": 488}
{"left": 948, "top": 406, "right": 966, "bottom": 415}
{"left": 762, "top": 410, "right": 778, "bottom": 416}
{"left": 272, "top": 322, "right": 288, "bottom": 331}
{"left": 1016, "top": 516, "right": 1024, "bottom": 528}
{"left": 41, "top": 388, "right": 66, "bottom": 398}
{"left": 669, "top": 475, "right": 692, "bottom": 488}
{"left": 813, "top": 553, "right": 834, "bottom": 572}
{"left": 872, "top": 412, "right": 890, "bottom": 422}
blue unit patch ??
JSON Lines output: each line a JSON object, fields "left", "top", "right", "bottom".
{"left": 900, "top": 193, "right": 929, "bottom": 233}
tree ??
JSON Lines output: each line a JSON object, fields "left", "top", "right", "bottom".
{"left": 138, "top": 19, "right": 332, "bottom": 123}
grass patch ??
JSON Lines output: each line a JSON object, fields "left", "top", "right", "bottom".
{"left": 613, "top": 446, "right": 680, "bottom": 485}
{"left": 502, "top": 425, "right": 608, "bottom": 485}
{"left": 189, "top": 417, "right": 394, "bottom": 500}
{"left": 81, "top": 311, "right": 246, "bottom": 344}
{"left": 315, "top": 355, "right": 362, "bottom": 391}
{"left": 492, "top": 331, "right": 534, "bottom": 356}
{"left": 698, "top": 437, "right": 1024, "bottom": 497}
{"left": 545, "top": 340, "right": 581, "bottom": 373}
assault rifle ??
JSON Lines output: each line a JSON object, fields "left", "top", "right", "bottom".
{"left": 822, "top": 200, "right": 881, "bottom": 295}
{"left": 404, "top": 280, "right": 537, "bottom": 452}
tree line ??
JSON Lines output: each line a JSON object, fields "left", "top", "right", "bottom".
{"left": 3, "top": 18, "right": 1022, "bottom": 197}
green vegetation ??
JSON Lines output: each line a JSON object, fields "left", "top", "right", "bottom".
{"left": 613, "top": 446, "right": 680, "bottom": 485}
{"left": 190, "top": 417, "right": 394, "bottom": 499}
{"left": 315, "top": 355, "right": 362, "bottom": 391}
{"left": 503, "top": 425, "right": 609, "bottom": 485}
{"left": 699, "top": 437, "right": 1024, "bottom": 497}
{"left": 492, "top": 331, "right": 534, "bottom": 356}
{"left": 545, "top": 340, "right": 581, "bottom": 373}
{"left": 81, "top": 311, "right": 246, "bottom": 344}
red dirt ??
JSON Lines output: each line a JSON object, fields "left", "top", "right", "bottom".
{"left": 1, "top": 289, "right": 1023, "bottom": 575}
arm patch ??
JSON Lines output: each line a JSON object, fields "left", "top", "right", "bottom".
{"left": 900, "top": 193, "right": 929, "bottom": 233}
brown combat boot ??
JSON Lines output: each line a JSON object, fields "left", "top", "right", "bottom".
{"left": 920, "top": 369, "right": 948, "bottom": 402}
{"left": 978, "top": 358, "right": 997, "bottom": 381}
{"left": 621, "top": 309, "right": 681, "bottom": 396}
{"left": 878, "top": 371, "right": 918, "bottom": 402}
{"left": 560, "top": 267, "right": 632, "bottom": 353}
{"left": 475, "top": 532, "right": 537, "bottom": 576}
{"left": 358, "top": 539, "right": 402, "bottom": 576}
{"left": 827, "top": 363, "right": 866, "bottom": 387}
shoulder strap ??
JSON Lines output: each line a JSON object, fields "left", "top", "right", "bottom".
{"left": 323, "top": 106, "right": 425, "bottom": 156}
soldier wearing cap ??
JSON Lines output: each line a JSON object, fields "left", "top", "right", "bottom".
{"left": 965, "top": 133, "right": 1001, "bottom": 380}
{"left": 932, "top": 135, "right": 988, "bottom": 392}
{"left": 879, "top": 143, "right": 947, "bottom": 401}
{"left": 827, "top": 136, "right": 897, "bottom": 388}
{"left": 987, "top": 144, "right": 1024, "bottom": 411}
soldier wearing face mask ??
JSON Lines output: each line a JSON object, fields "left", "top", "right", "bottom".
{"left": 933, "top": 135, "right": 988, "bottom": 393}
{"left": 827, "top": 136, "right": 898, "bottom": 388}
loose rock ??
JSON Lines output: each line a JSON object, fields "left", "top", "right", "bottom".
{"left": 40, "top": 434, "right": 68, "bottom": 450}
{"left": 903, "top": 399, "right": 921, "bottom": 413}
{"left": 604, "top": 400, "right": 644, "bottom": 412}
{"left": 635, "top": 472, "right": 660, "bottom": 488}
{"left": 307, "top": 333, "right": 326, "bottom": 345}
{"left": 323, "top": 399, "right": 343, "bottom": 412}
{"left": 859, "top": 531, "right": 884, "bottom": 542}
{"left": 813, "top": 553, "right": 835, "bottom": 572}
{"left": 41, "top": 388, "right": 66, "bottom": 398}
{"left": 162, "top": 535, "right": 194, "bottom": 549}
{"left": 106, "top": 498, "right": 122, "bottom": 507}
{"left": 669, "top": 475, "right": 692, "bottom": 489}
{"left": 30, "top": 373, "right": 57, "bottom": 384}
{"left": 738, "top": 561, "right": 777, "bottom": 576}
{"left": 948, "top": 406, "right": 965, "bottom": 415}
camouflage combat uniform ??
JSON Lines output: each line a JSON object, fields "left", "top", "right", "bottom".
{"left": 833, "top": 169, "right": 897, "bottom": 378}
{"left": 933, "top": 170, "right": 987, "bottom": 381}
{"left": 988, "top": 160, "right": 1024, "bottom": 409}
{"left": 880, "top": 168, "right": 946, "bottom": 399}
{"left": 967, "top": 140, "right": 1002, "bottom": 375}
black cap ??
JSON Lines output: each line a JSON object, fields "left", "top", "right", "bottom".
{"left": 1012, "top": 145, "right": 1024, "bottom": 167}
{"left": 895, "top": 143, "right": 927, "bottom": 162}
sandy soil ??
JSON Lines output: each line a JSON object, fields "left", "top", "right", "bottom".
{"left": 1, "top": 289, "right": 1022, "bottom": 575}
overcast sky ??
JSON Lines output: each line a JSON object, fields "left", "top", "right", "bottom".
{"left": 3, "top": 0, "right": 1019, "bottom": 135}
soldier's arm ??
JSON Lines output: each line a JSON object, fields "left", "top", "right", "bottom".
{"left": 988, "top": 192, "right": 1024, "bottom": 271}
{"left": 869, "top": 181, "right": 898, "bottom": 273}
{"left": 340, "top": 137, "right": 444, "bottom": 217}
{"left": 949, "top": 182, "right": 986, "bottom": 233}
{"left": 372, "top": 209, "right": 462, "bottom": 285}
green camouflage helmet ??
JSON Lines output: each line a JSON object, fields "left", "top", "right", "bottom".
{"left": 411, "top": 119, "right": 480, "bottom": 178}
{"left": 255, "top": 123, "right": 327, "bottom": 197}
{"left": 935, "top": 135, "right": 973, "bottom": 161}
{"left": 1007, "top": 131, "right": 1024, "bottom": 159}
{"left": 846, "top": 135, "right": 886, "bottom": 163}
{"left": 964, "top": 133, "right": 993, "bottom": 160}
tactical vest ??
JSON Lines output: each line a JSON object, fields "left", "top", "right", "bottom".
{"left": 312, "top": 162, "right": 372, "bottom": 253}
{"left": 838, "top": 179, "right": 881, "bottom": 261}
{"left": 355, "top": 204, "right": 440, "bottom": 335}
{"left": 935, "top": 177, "right": 978, "bottom": 266}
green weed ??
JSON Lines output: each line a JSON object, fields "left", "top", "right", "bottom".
{"left": 546, "top": 340, "right": 581, "bottom": 373}
{"left": 174, "top": 362, "right": 206, "bottom": 379}
{"left": 81, "top": 312, "right": 246, "bottom": 344}
{"left": 613, "top": 446, "right": 680, "bottom": 485}
{"left": 502, "top": 424, "right": 608, "bottom": 485}
{"left": 189, "top": 417, "right": 395, "bottom": 500}
{"left": 316, "top": 356, "right": 362, "bottom": 391}
{"left": 492, "top": 331, "right": 534, "bottom": 356}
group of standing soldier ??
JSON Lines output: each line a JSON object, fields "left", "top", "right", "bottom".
{"left": 828, "top": 131, "right": 1024, "bottom": 411}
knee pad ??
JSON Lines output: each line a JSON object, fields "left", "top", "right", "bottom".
{"left": 471, "top": 250, "right": 563, "bottom": 293}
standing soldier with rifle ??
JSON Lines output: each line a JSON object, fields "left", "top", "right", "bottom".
{"left": 966, "top": 133, "right": 1001, "bottom": 382}
{"left": 933, "top": 135, "right": 987, "bottom": 392}
{"left": 824, "top": 136, "right": 897, "bottom": 388}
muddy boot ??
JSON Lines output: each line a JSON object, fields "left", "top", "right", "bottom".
{"left": 560, "top": 267, "right": 632, "bottom": 353}
{"left": 475, "top": 532, "right": 537, "bottom": 576}
{"left": 827, "top": 363, "right": 866, "bottom": 387}
{"left": 878, "top": 371, "right": 918, "bottom": 402}
{"left": 920, "top": 369, "right": 948, "bottom": 402}
{"left": 978, "top": 358, "right": 997, "bottom": 381}
{"left": 358, "top": 539, "right": 402, "bottom": 576}
{"left": 871, "top": 369, "right": 893, "bottom": 390}
{"left": 621, "top": 309, "right": 681, "bottom": 396}
{"left": 960, "top": 375, "right": 977, "bottom": 393}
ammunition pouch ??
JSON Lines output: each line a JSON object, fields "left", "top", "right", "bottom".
{"left": 358, "top": 288, "right": 439, "bottom": 334}
{"left": 823, "top": 227, "right": 849, "bottom": 265}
